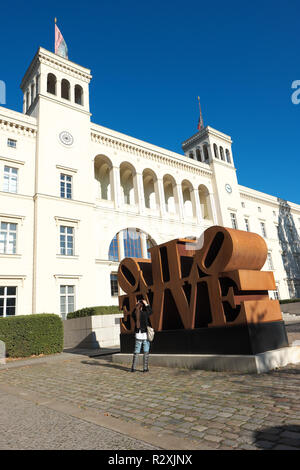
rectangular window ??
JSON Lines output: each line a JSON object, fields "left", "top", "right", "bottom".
{"left": 60, "top": 285, "right": 75, "bottom": 319}
{"left": 0, "top": 222, "right": 17, "bottom": 254}
{"left": 230, "top": 213, "right": 238, "bottom": 230}
{"left": 7, "top": 139, "right": 17, "bottom": 149}
{"left": 0, "top": 286, "right": 17, "bottom": 317}
{"left": 241, "top": 202, "right": 245, "bottom": 208}
{"left": 110, "top": 273, "right": 118, "bottom": 296}
{"left": 244, "top": 218, "right": 250, "bottom": 232}
{"left": 3, "top": 166, "right": 18, "bottom": 193}
{"left": 267, "top": 252, "right": 274, "bottom": 270}
{"left": 260, "top": 222, "right": 267, "bottom": 238}
{"left": 258, "top": 206, "right": 261, "bottom": 212}
{"left": 60, "top": 174, "right": 72, "bottom": 199}
{"left": 60, "top": 226, "right": 74, "bottom": 256}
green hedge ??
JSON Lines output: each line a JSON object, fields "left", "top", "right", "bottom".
{"left": 67, "top": 306, "right": 122, "bottom": 320}
{"left": 279, "top": 298, "right": 300, "bottom": 304}
{"left": 0, "top": 314, "right": 63, "bottom": 358}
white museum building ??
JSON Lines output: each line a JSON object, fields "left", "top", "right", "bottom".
{"left": 0, "top": 46, "right": 300, "bottom": 319}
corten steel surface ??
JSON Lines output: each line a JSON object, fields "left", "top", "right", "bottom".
{"left": 118, "top": 226, "right": 283, "bottom": 334}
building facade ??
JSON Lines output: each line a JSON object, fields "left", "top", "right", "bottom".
{"left": 0, "top": 47, "right": 300, "bottom": 318}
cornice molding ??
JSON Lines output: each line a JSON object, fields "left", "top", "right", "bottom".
{"left": 21, "top": 47, "right": 92, "bottom": 89}
{"left": 239, "top": 186, "right": 300, "bottom": 212}
{"left": 182, "top": 126, "right": 232, "bottom": 150}
{"left": 0, "top": 117, "right": 37, "bottom": 138}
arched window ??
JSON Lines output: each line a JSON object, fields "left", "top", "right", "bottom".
{"left": 198, "top": 185, "right": 212, "bottom": 220}
{"left": 35, "top": 75, "right": 40, "bottom": 97}
{"left": 120, "top": 162, "right": 136, "bottom": 205}
{"left": 213, "top": 144, "right": 219, "bottom": 159}
{"left": 196, "top": 148, "right": 201, "bottom": 161}
{"left": 26, "top": 90, "right": 30, "bottom": 112}
{"left": 203, "top": 145, "right": 209, "bottom": 161}
{"left": 31, "top": 83, "right": 35, "bottom": 105}
{"left": 108, "top": 234, "right": 119, "bottom": 261}
{"left": 61, "top": 79, "right": 70, "bottom": 100}
{"left": 47, "top": 73, "right": 56, "bottom": 95}
{"left": 94, "top": 155, "right": 112, "bottom": 200}
{"left": 225, "top": 149, "right": 231, "bottom": 163}
{"left": 75, "top": 85, "right": 83, "bottom": 105}
{"left": 182, "top": 180, "right": 194, "bottom": 218}
{"left": 189, "top": 152, "right": 194, "bottom": 159}
{"left": 123, "top": 229, "right": 143, "bottom": 258}
{"left": 143, "top": 169, "right": 158, "bottom": 210}
{"left": 220, "top": 146, "right": 225, "bottom": 161}
{"left": 108, "top": 228, "right": 157, "bottom": 261}
{"left": 163, "top": 175, "right": 176, "bottom": 214}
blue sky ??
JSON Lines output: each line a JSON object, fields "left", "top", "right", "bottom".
{"left": 1, "top": 0, "right": 299, "bottom": 203}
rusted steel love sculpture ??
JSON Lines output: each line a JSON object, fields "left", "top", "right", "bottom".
{"left": 118, "top": 226, "right": 287, "bottom": 355}
{"left": 118, "top": 226, "right": 281, "bottom": 332}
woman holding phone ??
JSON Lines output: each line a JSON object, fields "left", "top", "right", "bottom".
{"left": 131, "top": 299, "right": 153, "bottom": 373}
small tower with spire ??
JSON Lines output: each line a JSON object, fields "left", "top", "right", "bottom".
{"left": 182, "top": 100, "right": 243, "bottom": 229}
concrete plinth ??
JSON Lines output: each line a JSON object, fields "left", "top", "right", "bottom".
{"left": 111, "top": 346, "right": 300, "bottom": 374}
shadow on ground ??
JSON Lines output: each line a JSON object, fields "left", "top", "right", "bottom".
{"left": 63, "top": 347, "right": 120, "bottom": 358}
{"left": 254, "top": 425, "right": 300, "bottom": 449}
{"left": 81, "top": 359, "right": 131, "bottom": 372}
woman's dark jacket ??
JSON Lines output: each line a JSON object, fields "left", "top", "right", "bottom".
{"left": 131, "top": 305, "right": 153, "bottom": 333}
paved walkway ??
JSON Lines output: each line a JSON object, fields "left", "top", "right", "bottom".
{"left": 0, "top": 323, "right": 299, "bottom": 450}
{"left": 0, "top": 389, "right": 157, "bottom": 450}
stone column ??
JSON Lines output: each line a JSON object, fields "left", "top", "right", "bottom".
{"left": 208, "top": 145, "right": 213, "bottom": 162}
{"left": 140, "top": 232, "right": 148, "bottom": 259}
{"left": 193, "top": 188, "right": 203, "bottom": 224}
{"left": 35, "top": 74, "right": 40, "bottom": 97}
{"left": 175, "top": 184, "right": 184, "bottom": 220}
{"left": 157, "top": 178, "right": 166, "bottom": 218}
{"left": 112, "top": 166, "right": 121, "bottom": 209}
{"left": 118, "top": 230, "right": 125, "bottom": 260}
{"left": 209, "top": 192, "right": 218, "bottom": 224}
{"left": 135, "top": 172, "right": 145, "bottom": 214}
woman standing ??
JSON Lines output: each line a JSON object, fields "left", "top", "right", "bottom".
{"left": 131, "top": 299, "right": 153, "bottom": 373}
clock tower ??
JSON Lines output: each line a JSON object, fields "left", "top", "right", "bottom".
{"left": 182, "top": 126, "right": 243, "bottom": 229}
{"left": 20, "top": 48, "right": 94, "bottom": 314}
{"left": 20, "top": 47, "right": 93, "bottom": 201}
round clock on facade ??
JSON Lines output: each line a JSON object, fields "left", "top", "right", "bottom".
{"left": 59, "top": 131, "right": 74, "bottom": 146}
{"left": 225, "top": 183, "right": 232, "bottom": 194}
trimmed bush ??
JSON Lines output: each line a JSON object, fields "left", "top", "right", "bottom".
{"left": 0, "top": 314, "right": 63, "bottom": 358}
{"left": 67, "top": 306, "right": 122, "bottom": 320}
{"left": 279, "top": 298, "right": 300, "bottom": 304}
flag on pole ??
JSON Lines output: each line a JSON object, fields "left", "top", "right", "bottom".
{"left": 197, "top": 96, "right": 204, "bottom": 131}
{"left": 55, "top": 19, "right": 68, "bottom": 59}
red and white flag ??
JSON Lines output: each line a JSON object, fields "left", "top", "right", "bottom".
{"left": 55, "top": 20, "right": 68, "bottom": 59}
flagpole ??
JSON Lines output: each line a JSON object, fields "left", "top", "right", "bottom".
{"left": 54, "top": 18, "right": 57, "bottom": 54}
{"left": 197, "top": 96, "right": 204, "bottom": 130}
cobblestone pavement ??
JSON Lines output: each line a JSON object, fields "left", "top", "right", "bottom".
{"left": 0, "top": 389, "right": 157, "bottom": 450}
{"left": 0, "top": 344, "right": 300, "bottom": 450}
